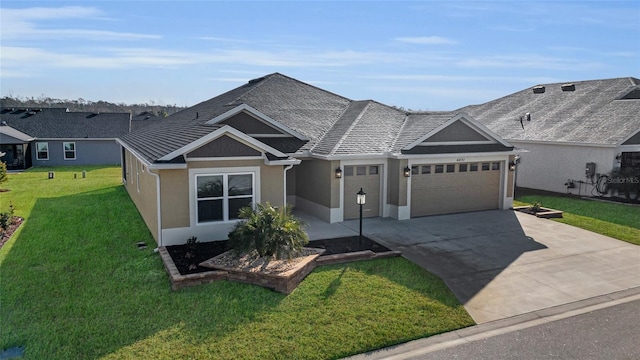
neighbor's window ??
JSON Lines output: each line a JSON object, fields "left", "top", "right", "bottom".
{"left": 63, "top": 142, "right": 76, "bottom": 160}
{"left": 196, "top": 173, "right": 254, "bottom": 223}
{"left": 36, "top": 142, "right": 49, "bottom": 160}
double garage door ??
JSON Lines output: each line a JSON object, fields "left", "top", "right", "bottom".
{"left": 411, "top": 161, "right": 501, "bottom": 217}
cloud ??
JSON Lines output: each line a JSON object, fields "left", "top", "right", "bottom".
{"left": 455, "top": 54, "right": 604, "bottom": 71}
{"left": 0, "top": 5, "right": 160, "bottom": 41}
{"left": 395, "top": 36, "right": 457, "bottom": 45}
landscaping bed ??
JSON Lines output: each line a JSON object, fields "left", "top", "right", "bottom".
{"left": 162, "top": 236, "right": 400, "bottom": 291}
{"left": 513, "top": 205, "right": 563, "bottom": 218}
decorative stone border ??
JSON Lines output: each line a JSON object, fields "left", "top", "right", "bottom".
{"left": 513, "top": 206, "right": 564, "bottom": 219}
{"left": 158, "top": 246, "right": 402, "bottom": 292}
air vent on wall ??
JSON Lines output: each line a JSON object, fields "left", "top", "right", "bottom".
{"left": 532, "top": 85, "right": 545, "bottom": 94}
{"left": 561, "top": 83, "right": 575, "bottom": 91}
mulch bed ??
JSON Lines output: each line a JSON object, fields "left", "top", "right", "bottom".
{"left": 166, "top": 236, "right": 390, "bottom": 275}
{"left": 0, "top": 217, "right": 24, "bottom": 249}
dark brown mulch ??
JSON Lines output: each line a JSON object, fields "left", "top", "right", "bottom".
{"left": 0, "top": 217, "right": 24, "bottom": 249}
{"left": 166, "top": 236, "right": 390, "bottom": 275}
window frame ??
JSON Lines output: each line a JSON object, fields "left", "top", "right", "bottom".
{"left": 63, "top": 142, "right": 76, "bottom": 160}
{"left": 194, "top": 171, "right": 256, "bottom": 224}
{"left": 36, "top": 142, "right": 49, "bottom": 160}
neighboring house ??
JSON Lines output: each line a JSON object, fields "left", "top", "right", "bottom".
{"left": 461, "top": 77, "right": 640, "bottom": 196}
{"left": 117, "top": 73, "right": 517, "bottom": 246}
{"left": 0, "top": 107, "right": 157, "bottom": 169}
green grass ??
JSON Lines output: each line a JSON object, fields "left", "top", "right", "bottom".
{"left": 515, "top": 193, "right": 640, "bottom": 245}
{"left": 0, "top": 166, "right": 474, "bottom": 360}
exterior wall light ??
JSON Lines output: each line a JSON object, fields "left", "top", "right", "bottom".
{"left": 403, "top": 166, "right": 411, "bottom": 177}
{"left": 335, "top": 167, "right": 342, "bottom": 179}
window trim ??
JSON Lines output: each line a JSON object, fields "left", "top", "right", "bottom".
{"left": 63, "top": 142, "right": 76, "bottom": 160}
{"left": 189, "top": 167, "right": 261, "bottom": 227}
{"left": 36, "top": 142, "right": 49, "bottom": 160}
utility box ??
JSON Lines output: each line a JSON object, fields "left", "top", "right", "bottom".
{"left": 585, "top": 162, "right": 596, "bottom": 178}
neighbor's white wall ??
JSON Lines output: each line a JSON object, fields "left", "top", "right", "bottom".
{"left": 512, "top": 141, "right": 616, "bottom": 194}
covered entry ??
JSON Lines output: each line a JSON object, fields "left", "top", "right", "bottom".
{"left": 411, "top": 161, "right": 501, "bottom": 217}
{"left": 343, "top": 165, "right": 381, "bottom": 219}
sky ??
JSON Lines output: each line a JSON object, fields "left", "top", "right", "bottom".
{"left": 1, "top": 1, "right": 639, "bottom": 111}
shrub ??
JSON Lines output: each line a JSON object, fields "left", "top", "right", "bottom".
{"left": 529, "top": 201, "right": 542, "bottom": 212}
{"left": 0, "top": 201, "right": 15, "bottom": 230}
{"left": 228, "top": 203, "right": 308, "bottom": 260}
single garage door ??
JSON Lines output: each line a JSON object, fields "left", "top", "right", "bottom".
{"left": 344, "top": 165, "right": 381, "bottom": 220}
{"left": 411, "top": 161, "right": 501, "bottom": 217}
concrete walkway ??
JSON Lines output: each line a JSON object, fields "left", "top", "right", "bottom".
{"left": 299, "top": 209, "right": 640, "bottom": 324}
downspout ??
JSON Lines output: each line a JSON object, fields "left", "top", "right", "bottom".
{"left": 148, "top": 169, "right": 163, "bottom": 250}
{"left": 283, "top": 164, "right": 294, "bottom": 208}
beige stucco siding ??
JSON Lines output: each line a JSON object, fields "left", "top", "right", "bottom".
{"left": 122, "top": 149, "right": 159, "bottom": 242}
{"left": 295, "top": 159, "right": 336, "bottom": 208}
{"left": 158, "top": 159, "right": 285, "bottom": 231}
{"left": 387, "top": 158, "right": 408, "bottom": 206}
{"left": 159, "top": 169, "right": 190, "bottom": 229}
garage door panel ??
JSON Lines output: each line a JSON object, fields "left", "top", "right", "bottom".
{"left": 411, "top": 163, "right": 500, "bottom": 217}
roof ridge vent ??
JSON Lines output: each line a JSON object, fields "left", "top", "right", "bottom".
{"left": 532, "top": 85, "right": 545, "bottom": 94}
{"left": 561, "top": 83, "right": 575, "bottom": 91}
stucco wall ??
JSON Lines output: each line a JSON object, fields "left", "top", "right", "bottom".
{"left": 513, "top": 141, "right": 616, "bottom": 194}
{"left": 122, "top": 149, "right": 159, "bottom": 242}
{"left": 387, "top": 158, "right": 408, "bottom": 206}
{"left": 295, "top": 159, "right": 334, "bottom": 208}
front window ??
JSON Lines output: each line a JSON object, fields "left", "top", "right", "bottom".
{"left": 196, "top": 173, "right": 254, "bottom": 223}
{"left": 36, "top": 142, "right": 49, "bottom": 160}
{"left": 63, "top": 142, "right": 76, "bottom": 160}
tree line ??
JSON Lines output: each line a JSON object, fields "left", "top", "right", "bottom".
{"left": 0, "top": 95, "right": 186, "bottom": 117}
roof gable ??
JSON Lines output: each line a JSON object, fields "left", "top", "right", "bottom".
{"left": 206, "top": 104, "right": 307, "bottom": 140}
{"left": 158, "top": 125, "right": 287, "bottom": 162}
{"left": 187, "top": 134, "right": 262, "bottom": 158}
{"left": 403, "top": 113, "right": 511, "bottom": 150}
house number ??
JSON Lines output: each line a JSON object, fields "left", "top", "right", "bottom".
{"left": 456, "top": 158, "right": 465, "bottom": 162}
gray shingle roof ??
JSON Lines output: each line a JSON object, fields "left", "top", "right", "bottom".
{"left": 0, "top": 107, "right": 131, "bottom": 139}
{"left": 460, "top": 77, "right": 640, "bottom": 145}
{"left": 118, "top": 73, "right": 504, "bottom": 164}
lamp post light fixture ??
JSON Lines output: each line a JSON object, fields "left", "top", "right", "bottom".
{"left": 356, "top": 187, "right": 366, "bottom": 245}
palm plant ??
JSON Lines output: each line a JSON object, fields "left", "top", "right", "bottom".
{"left": 228, "top": 203, "right": 308, "bottom": 260}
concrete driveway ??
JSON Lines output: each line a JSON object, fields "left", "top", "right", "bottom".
{"left": 300, "top": 209, "right": 640, "bottom": 323}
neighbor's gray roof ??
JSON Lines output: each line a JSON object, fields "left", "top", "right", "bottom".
{"left": 119, "top": 73, "right": 483, "bottom": 163}
{"left": 0, "top": 107, "right": 131, "bottom": 139}
{"left": 460, "top": 77, "right": 640, "bottom": 145}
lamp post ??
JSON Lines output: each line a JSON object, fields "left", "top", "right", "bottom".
{"left": 356, "top": 187, "right": 366, "bottom": 246}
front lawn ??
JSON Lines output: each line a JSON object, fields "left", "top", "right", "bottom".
{"left": 0, "top": 167, "right": 474, "bottom": 360}
{"left": 515, "top": 191, "right": 640, "bottom": 245}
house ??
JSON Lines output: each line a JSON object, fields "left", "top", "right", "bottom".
{"left": 117, "top": 73, "right": 517, "bottom": 246}
{"left": 0, "top": 108, "right": 157, "bottom": 170}
{"left": 461, "top": 77, "right": 640, "bottom": 196}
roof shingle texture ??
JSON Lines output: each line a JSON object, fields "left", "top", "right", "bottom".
{"left": 460, "top": 77, "right": 640, "bottom": 145}
{"left": 0, "top": 108, "right": 131, "bottom": 139}
{"left": 118, "top": 73, "right": 473, "bottom": 163}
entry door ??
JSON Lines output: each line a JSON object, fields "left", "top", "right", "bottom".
{"left": 344, "top": 165, "right": 380, "bottom": 220}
